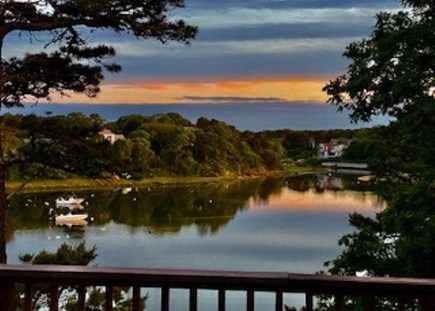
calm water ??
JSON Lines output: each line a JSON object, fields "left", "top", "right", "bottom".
{"left": 5, "top": 174, "right": 384, "bottom": 310}
{"left": 3, "top": 103, "right": 390, "bottom": 131}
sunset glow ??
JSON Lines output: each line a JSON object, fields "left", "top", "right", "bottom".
{"left": 52, "top": 78, "right": 328, "bottom": 104}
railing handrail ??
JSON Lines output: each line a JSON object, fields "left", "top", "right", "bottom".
{"left": 1, "top": 264, "right": 435, "bottom": 296}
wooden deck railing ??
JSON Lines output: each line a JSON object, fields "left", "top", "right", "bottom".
{"left": 1, "top": 264, "right": 435, "bottom": 310}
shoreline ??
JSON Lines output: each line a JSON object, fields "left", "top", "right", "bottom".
{"left": 6, "top": 166, "right": 315, "bottom": 193}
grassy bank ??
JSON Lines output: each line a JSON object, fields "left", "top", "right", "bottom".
{"left": 6, "top": 165, "right": 314, "bottom": 193}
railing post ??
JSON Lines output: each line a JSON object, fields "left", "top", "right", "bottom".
{"left": 133, "top": 286, "right": 141, "bottom": 311}
{"left": 247, "top": 290, "right": 254, "bottom": 311}
{"left": 24, "top": 283, "right": 32, "bottom": 311}
{"left": 334, "top": 294, "right": 344, "bottom": 311}
{"left": 398, "top": 296, "right": 406, "bottom": 311}
{"left": 78, "top": 285, "right": 86, "bottom": 311}
{"left": 218, "top": 289, "right": 226, "bottom": 311}
{"left": 0, "top": 280, "right": 15, "bottom": 310}
{"left": 275, "top": 291, "right": 283, "bottom": 311}
{"left": 161, "top": 286, "right": 169, "bottom": 311}
{"left": 189, "top": 287, "right": 198, "bottom": 311}
{"left": 49, "top": 284, "right": 59, "bottom": 311}
{"left": 305, "top": 291, "right": 313, "bottom": 311}
{"left": 420, "top": 295, "right": 435, "bottom": 311}
{"left": 105, "top": 285, "right": 113, "bottom": 311}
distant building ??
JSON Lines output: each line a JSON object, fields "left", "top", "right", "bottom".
{"left": 318, "top": 140, "right": 348, "bottom": 158}
{"left": 99, "top": 129, "right": 125, "bottom": 144}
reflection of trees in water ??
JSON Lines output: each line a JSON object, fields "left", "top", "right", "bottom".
{"left": 6, "top": 174, "right": 385, "bottom": 239}
{"left": 6, "top": 177, "right": 288, "bottom": 238}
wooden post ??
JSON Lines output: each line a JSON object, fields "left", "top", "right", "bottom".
{"left": 133, "top": 286, "right": 141, "bottom": 311}
{"left": 189, "top": 288, "right": 198, "bottom": 311}
{"left": 78, "top": 286, "right": 86, "bottom": 311}
{"left": 0, "top": 281, "right": 15, "bottom": 310}
{"left": 49, "top": 285, "right": 58, "bottom": 311}
{"left": 24, "top": 283, "right": 33, "bottom": 311}
{"left": 247, "top": 290, "right": 254, "bottom": 311}
{"left": 305, "top": 292, "right": 313, "bottom": 311}
{"left": 105, "top": 285, "right": 113, "bottom": 311}
{"left": 218, "top": 289, "right": 226, "bottom": 311}
{"left": 420, "top": 295, "right": 435, "bottom": 311}
{"left": 334, "top": 294, "right": 344, "bottom": 311}
{"left": 161, "top": 287, "right": 169, "bottom": 311}
{"left": 275, "top": 291, "right": 283, "bottom": 311}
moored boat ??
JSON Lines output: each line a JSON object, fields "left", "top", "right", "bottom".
{"left": 56, "top": 197, "right": 85, "bottom": 205}
{"left": 55, "top": 213, "right": 88, "bottom": 222}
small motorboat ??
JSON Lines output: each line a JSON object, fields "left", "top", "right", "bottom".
{"left": 56, "top": 197, "right": 85, "bottom": 205}
{"left": 55, "top": 213, "right": 88, "bottom": 222}
{"left": 55, "top": 218, "right": 88, "bottom": 227}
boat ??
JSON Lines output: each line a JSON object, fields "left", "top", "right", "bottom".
{"left": 55, "top": 218, "right": 88, "bottom": 227}
{"left": 56, "top": 197, "right": 85, "bottom": 205}
{"left": 357, "top": 175, "right": 374, "bottom": 183}
{"left": 55, "top": 213, "right": 88, "bottom": 222}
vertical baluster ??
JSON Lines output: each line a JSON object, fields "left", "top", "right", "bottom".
{"left": 275, "top": 291, "right": 283, "bottom": 311}
{"left": 0, "top": 281, "right": 15, "bottom": 310}
{"left": 133, "top": 286, "right": 141, "bottom": 311}
{"left": 334, "top": 294, "right": 344, "bottom": 311}
{"left": 364, "top": 295, "right": 375, "bottom": 311}
{"left": 105, "top": 285, "right": 113, "bottom": 311}
{"left": 49, "top": 285, "right": 59, "bottom": 311}
{"left": 78, "top": 286, "right": 86, "bottom": 311}
{"left": 218, "top": 289, "right": 226, "bottom": 311}
{"left": 161, "top": 287, "right": 169, "bottom": 311}
{"left": 189, "top": 288, "right": 198, "bottom": 311}
{"left": 247, "top": 290, "right": 254, "bottom": 311}
{"left": 24, "top": 283, "right": 32, "bottom": 311}
{"left": 398, "top": 297, "right": 406, "bottom": 311}
{"left": 420, "top": 295, "right": 435, "bottom": 311}
{"left": 305, "top": 292, "right": 313, "bottom": 311}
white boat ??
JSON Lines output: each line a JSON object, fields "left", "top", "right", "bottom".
{"left": 55, "top": 218, "right": 88, "bottom": 227}
{"left": 56, "top": 197, "right": 85, "bottom": 205}
{"left": 55, "top": 213, "right": 88, "bottom": 222}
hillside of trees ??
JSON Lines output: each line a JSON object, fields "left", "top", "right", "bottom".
{"left": 1, "top": 112, "right": 285, "bottom": 180}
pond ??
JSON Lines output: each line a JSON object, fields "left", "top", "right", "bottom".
{"left": 5, "top": 173, "right": 385, "bottom": 309}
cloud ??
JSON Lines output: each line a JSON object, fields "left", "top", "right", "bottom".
{"left": 180, "top": 96, "right": 289, "bottom": 103}
{"left": 186, "top": 0, "right": 398, "bottom": 10}
{"left": 180, "top": 7, "right": 400, "bottom": 29}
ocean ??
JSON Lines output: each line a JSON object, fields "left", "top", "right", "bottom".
{"left": 2, "top": 102, "right": 389, "bottom": 131}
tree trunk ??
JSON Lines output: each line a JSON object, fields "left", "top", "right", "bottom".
{"left": 0, "top": 27, "right": 6, "bottom": 264}
{"left": 0, "top": 165, "right": 6, "bottom": 264}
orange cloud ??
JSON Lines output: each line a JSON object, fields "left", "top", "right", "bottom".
{"left": 50, "top": 77, "right": 329, "bottom": 104}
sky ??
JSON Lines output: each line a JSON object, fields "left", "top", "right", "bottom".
{"left": 6, "top": 0, "right": 401, "bottom": 105}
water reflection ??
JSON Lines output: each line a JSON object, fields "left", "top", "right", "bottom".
{"left": 6, "top": 174, "right": 385, "bottom": 242}
{"left": 6, "top": 174, "right": 385, "bottom": 273}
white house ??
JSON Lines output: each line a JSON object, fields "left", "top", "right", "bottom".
{"left": 318, "top": 141, "right": 348, "bottom": 159}
{"left": 99, "top": 129, "right": 125, "bottom": 144}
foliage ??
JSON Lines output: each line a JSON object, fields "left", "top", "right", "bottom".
{"left": 0, "top": 0, "right": 197, "bottom": 107}
{"left": 2, "top": 113, "right": 285, "bottom": 180}
{"left": 19, "top": 242, "right": 97, "bottom": 265}
{"left": 18, "top": 242, "right": 147, "bottom": 310}
{"left": 321, "top": 1, "right": 435, "bottom": 309}
{"left": 323, "top": 0, "right": 434, "bottom": 123}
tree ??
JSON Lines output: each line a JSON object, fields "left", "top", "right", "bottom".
{"left": 323, "top": 0, "right": 434, "bottom": 123}
{"left": 324, "top": 0, "right": 434, "bottom": 177}
{"left": 0, "top": 0, "right": 197, "bottom": 263}
{"left": 321, "top": 2, "right": 435, "bottom": 308}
